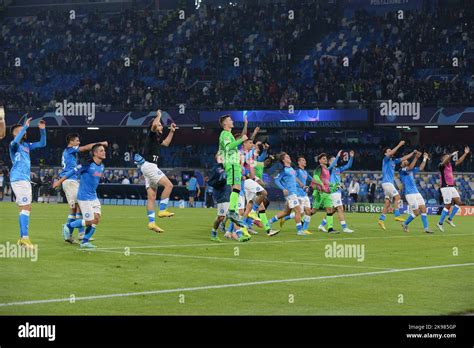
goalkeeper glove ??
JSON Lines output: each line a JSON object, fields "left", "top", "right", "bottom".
{"left": 134, "top": 154, "right": 145, "bottom": 166}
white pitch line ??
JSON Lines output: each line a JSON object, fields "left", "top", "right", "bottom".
{"left": 88, "top": 248, "right": 393, "bottom": 270}
{"left": 0, "top": 263, "right": 472, "bottom": 308}
{"left": 96, "top": 232, "right": 473, "bottom": 250}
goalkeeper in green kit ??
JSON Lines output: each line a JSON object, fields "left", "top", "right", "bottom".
{"left": 218, "top": 114, "right": 248, "bottom": 225}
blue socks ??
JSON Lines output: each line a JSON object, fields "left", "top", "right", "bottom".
{"left": 269, "top": 216, "right": 278, "bottom": 225}
{"left": 76, "top": 213, "right": 85, "bottom": 234}
{"left": 211, "top": 229, "right": 217, "bottom": 238}
{"left": 296, "top": 222, "right": 303, "bottom": 232}
{"left": 404, "top": 214, "right": 416, "bottom": 226}
{"left": 68, "top": 219, "right": 84, "bottom": 229}
{"left": 160, "top": 198, "right": 169, "bottom": 212}
{"left": 284, "top": 212, "right": 295, "bottom": 221}
{"left": 147, "top": 210, "right": 155, "bottom": 223}
{"left": 421, "top": 214, "right": 429, "bottom": 229}
{"left": 67, "top": 214, "right": 75, "bottom": 233}
{"left": 394, "top": 209, "right": 400, "bottom": 217}
{"left": 251, "top": 202, "right": 259, "bottom": 213}
{"left": 448, "top": 205, "right": 459, "bottom": 221}
{"left": 320, "top": 218, "right": 327, "bottom": 226}
{"left": 303, "top": 215, "right": 311, "bottom": 230}
{"left": 83, "top": 224, "right": 96, "bottom": 243}
{"left": 19, "top": 210, "right": 30, "bottom": 237}
{"left": 379, "top": 214, "right": 386, "bottom": 221}
{"left": 439, "top": 208, "right": 449, "bottom": 225}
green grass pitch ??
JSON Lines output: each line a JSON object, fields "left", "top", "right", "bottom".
{"left": 0, "top": 203, "right": 473, "bottom": 315}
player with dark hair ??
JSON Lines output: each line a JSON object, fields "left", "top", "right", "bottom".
{"left": 399, "top": 151, "right": 433, "bottom": 233}
{"left": 268, "top": 152, "right": 304, "bottom": 236}
{"left": 9, "top": 117, "right": 47, "bottom": 249}
{"left": 318, "top": 150, "right": 355, "bottom": 233}
{"left": 437, "top": 146, "right": 470, "bottom": 231}
{"left": 55, "top": 144, "right": 107, "bottom": 249}
{"left": 59, "top": 133, "right": 107, "bottom": 243}
{"left": 378, "top": 141, "right": 416, "bottom": 230}
{"left": 313, "top": 153, "right": 338, "bottom": 234}
{"left": 133, "top": 109, "right": 176, "bottom": 233}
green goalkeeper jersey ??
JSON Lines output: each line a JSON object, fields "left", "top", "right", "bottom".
{"left": 219, "top": 130, "right": 243, "bottom": 166}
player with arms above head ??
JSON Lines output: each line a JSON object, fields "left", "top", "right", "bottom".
{"left": 319, "top": 150, "right": 355, "bottom": 233}
{"left": 437, "top": 146, "right": 470, "bottom": 232}
{"left": 55, "top": 144, "right": 107, "bottom": 249}
{"left": 399, "top": 151, "right": 433, "bottom": 233}
{"left": 133, "top": 109, "right": 176, "bottom": 233}
{"left": 218, "top": 114, "right": 248, "bottom": 226}
{"left": 9, "top": 117, "right": 47, "bottom": 249}
{"left": 59, "top": 133, "right": 107, "bottom": 243}
{"left": 0, "top": 106, "right": 6, "bottom": 140}
{"left": 378, "top": 141, "right": 416, "bottom": 230}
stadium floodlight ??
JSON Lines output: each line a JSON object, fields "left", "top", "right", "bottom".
{"left": 87, "top": 127, "right": 100, "bottom": 130}
{"left": 455, "top": 125, "right": 469, "bottom": 128}
{"left": 425, "top": 126, "right": 438, "bottom": 128}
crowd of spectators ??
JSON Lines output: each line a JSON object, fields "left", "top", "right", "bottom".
{"left": 0, "top": 1, "right": 472, "bottom": 111}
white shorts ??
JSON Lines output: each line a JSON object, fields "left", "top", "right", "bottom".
{"left": 62, "top": 179, "right": 79, "bottom": 208}
{"left": 285, "top": 194, "right": 299, "bottom": 209}
{"left": 238, "top": 195, "right": 245, "bottom": 210}
{"left": 78, "top": 199, "right": 101, "bottom": 221}
{"left": 140, "top": 161, "right": 166, "bottom": 189}
{"left": 406, "top": 193, "right": 425, "bottom": 210}
{"left": 244, "top": 179, "right": 264, "bottom": 202}
{"left": 298, "top": 195, "right": 311, "bottom": 213}
{"left": 217, "top": 202, "right": 229, "bottom": 217}
{"left": 11, "top": 181, "right": 32, "bottom": 206}
{"left": 382, "top": 183, "right": 399, "bottom": 200}
{"left": 440, "top": 187, "right": 460, "bottom": 205}
{"left": 330, "top": 192, "right": 343, "bottom": 208}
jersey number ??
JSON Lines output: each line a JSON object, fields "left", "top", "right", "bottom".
{"left": 15, "top": 152, "right": 21, "bottom": 162}
{"left": 153, "top": 155, "right": 159, "bottom": 162}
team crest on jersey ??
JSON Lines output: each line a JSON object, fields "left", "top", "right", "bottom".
{"left": 85, "top": 213, "right": 90, "bottom": 218}
{"left": 22, "top": 197, "right": 27, "bottom": 202}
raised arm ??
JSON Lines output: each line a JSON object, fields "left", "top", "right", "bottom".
{"left": 241, "top": 115, "right": 248, "bottom": 137}
{"left": 400, "top": 150, "right": 416, "bottom": 162}
{"left": 419, "top": 152, "right": 430, "bottom": 171}
{"left": 151, "top": 109, "right": 162, "bottom": 132}
{"left": 388, "top": 140, "right": 405, "bottom": 157}
{"left": 328, "top": 150, "right": 342, "bottom": 170}
{"left": 250, "top": 126, "right": 260, "bottom": 141}
{"left": 79, "top": 141, "right": 108, "bottom": 152}
{"left": 11, "top": 117, "right": 32, "bottom": 148}
{"left": 339, "top": 150, "right": 354, "bottom": 172}
{"left": 455, "top": 146, "right": 470, "bottom": 166}
{"left": 29, "top": 120, "right": 47, "bottom": 150}
{"left": 161, "top": 123, "right": 177, "bottom": 147}
{"left": 407, "top": 151, "right": 421, "bottom": 171}
{"left": 0, "top": 106, "right": 5, "bottom": 140}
